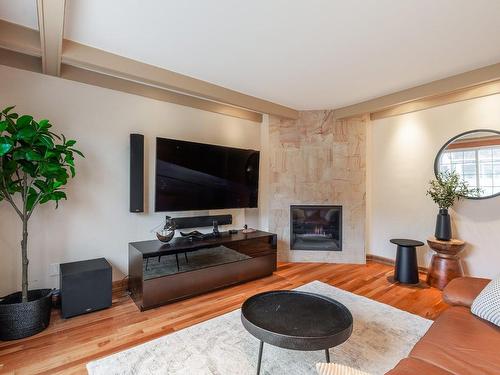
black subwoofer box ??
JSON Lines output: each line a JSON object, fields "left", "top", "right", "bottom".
{"left": 60, "top": 258, "right": 112, "bottom": 318}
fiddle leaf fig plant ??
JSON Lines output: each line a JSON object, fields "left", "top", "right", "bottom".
{"left": 426, "top": 170, "right": 479, "bottom": 209}
{"left": 0, "top": 106, "right": 83, "bottom": 302}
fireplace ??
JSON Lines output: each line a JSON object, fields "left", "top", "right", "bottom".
{"left": 290, "top": 205, "right": 342, "bottom": 251}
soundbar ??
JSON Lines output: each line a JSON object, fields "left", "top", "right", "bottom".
{"left": 172, "top": 214, "right": 232, "bottom": 229}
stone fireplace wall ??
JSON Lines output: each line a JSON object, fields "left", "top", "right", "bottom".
{"left": 267, "top": 110, "right": 368, "bottom": 263}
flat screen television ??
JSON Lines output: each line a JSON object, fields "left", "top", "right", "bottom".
{"left": 155, "top": 137, "right": 260, "bottom": 212}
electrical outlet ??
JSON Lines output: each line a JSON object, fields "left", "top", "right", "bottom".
{"left": 49, "top": 263, "right": 60, "bottom": 276}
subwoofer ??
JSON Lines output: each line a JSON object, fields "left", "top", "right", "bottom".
{"left": 130, "top": 133, "right": 144, "bottom": 212}
{"left": 60, "top": 258, "right": 112, "bottom": 318}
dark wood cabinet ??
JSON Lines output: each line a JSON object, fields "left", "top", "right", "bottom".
{"left": 128, "top": 230, "right": 277, "bottom": 311}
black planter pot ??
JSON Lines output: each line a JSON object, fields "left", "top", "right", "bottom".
{"left": 0, "top": 289, "right": 52, "bottom": 341}
{"left": 435, "top": 208, "right": 452, "bottom": 241}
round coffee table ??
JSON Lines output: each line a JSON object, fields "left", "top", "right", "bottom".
{"left": 241, "top": 290, "right": 353, "bottom": 374}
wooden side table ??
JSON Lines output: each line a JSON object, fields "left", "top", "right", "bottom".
{"left": 426, "top": 237, "right": 466, "bottom": 290}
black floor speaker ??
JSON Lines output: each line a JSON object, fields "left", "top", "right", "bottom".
{"left": 60, "top": 258, "right": 112, "bottom": 318}
{"left": 130, "top": 133, "right": 144, "bottom": 213}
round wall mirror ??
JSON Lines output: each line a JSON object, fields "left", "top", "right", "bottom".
{"left": 434, "top": 129, "right": 500, "bottom": 199}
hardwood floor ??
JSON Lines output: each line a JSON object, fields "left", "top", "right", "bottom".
{"left": 0, "top": 261, "right": 448, "bottom": 375}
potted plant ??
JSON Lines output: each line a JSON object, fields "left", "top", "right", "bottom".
{"left": 426, "top": 170, "right": 478, "bottom": 241}
{"left": 0, "top": 106, "right": 83, "bottom": 340}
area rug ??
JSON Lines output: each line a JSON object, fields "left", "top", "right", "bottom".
{"left": 87, "top": 281, "right": 432, "bottom": 375}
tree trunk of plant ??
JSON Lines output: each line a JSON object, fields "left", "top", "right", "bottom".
{"left": 21, "top": 174, "right": 29, "bottom": 303}
{"left": 21, "top": 216, "right": 29, "bottom": 303}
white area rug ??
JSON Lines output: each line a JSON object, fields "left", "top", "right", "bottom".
{"left": 87, "top": 281, "right": 432, "bottom": 375}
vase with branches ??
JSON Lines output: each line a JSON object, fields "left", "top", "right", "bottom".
{"left": 426, "top": 170, "right": 479, "bottom": 240}
{"left": 0, "top": 105, "right": 83, "bottom": 339}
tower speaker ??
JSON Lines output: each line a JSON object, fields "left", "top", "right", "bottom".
{"left": 130, "top": 133, "right": 144, "bottom": 212}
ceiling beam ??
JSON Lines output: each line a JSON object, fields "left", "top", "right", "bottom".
{"left": 37, "top": 0, "right": 66, "bottom": 76}
{"left": 370, "top": 79, "right": 500, "bottom": 120}
{"left": 60, "top": 65, "right": 263, "bottom": 122}
{"left": 0, "top": 19, "right": 41, "bottom": 57}
{"left": 0, "top": 46, "right": 262, "bottom": 122}
{"left": 0, "top": 19, "right": 264, "bottom": 122}
{"left": 61, "top": 40, "right": 299, "bottom": 119}
{"left": 0, "top": 48, "right": 42, "bottom": 73}
{"left": 334, "top": 62, "right": 500, "bottom": 119}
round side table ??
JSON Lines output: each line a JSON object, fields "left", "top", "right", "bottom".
{"left": 390, "top": 239, "right": 424, "bottom": 284}
{"left": 426, "top": 237, "right": 466, "bottom": 290}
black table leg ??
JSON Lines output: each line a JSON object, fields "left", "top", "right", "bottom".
{"left": 184, "top": 252, "right": 188, "bottom": 263}
{"left": 175, "top": 253, "right": 180, "bottom": 271}
{"left": 256, "top": 341, "right": 264, "bottom": 375}
{"left": 325, "top": 348, "right": 330, "bottom": 363}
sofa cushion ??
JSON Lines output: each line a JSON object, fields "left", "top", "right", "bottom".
{"left": 409, "top": 306, "right": 500, "bottom": 375}
{"left": 443, "top": 277, "right": 491, "bottom": 308}
{"left": 385, "top": 357, "right": 453, "bottom": 375}
{"left": 471, "top": 276, "right": 500, "bottom": 326}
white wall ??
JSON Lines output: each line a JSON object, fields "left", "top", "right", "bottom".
{"left": 0, "top": 65, "right": 262, "bottom": 295}
{"left": 368, "top": 94, "right": 500, "bottom": 278}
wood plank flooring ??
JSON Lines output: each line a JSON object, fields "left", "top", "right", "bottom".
{"left": 0, "top": 261, "right": 448, "bottom": 374}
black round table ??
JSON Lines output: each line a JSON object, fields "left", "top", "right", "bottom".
{"left": 390, "top": 238, "right": 424, "bottom": 284}
{"left": 241, "top": 290, "right": 353, "bottom": 374}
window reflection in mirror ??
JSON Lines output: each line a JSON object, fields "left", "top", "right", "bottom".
{"left": 436, "top": 130, "right": 500, "bottom": 199}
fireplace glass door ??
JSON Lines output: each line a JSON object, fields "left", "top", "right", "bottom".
{"left": 290, "top": 205, "right": 342, "bottom": 251}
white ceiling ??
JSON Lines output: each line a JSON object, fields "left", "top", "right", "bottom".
{"left": 0, "top": 0, "right": 38, "bottom": 29}
{"left": 1, "top": 0, "right": 500, "bottom": 110}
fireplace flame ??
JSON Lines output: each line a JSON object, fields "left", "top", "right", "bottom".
{"left": 314, "top": 226, "right": 325, "bottom": 235}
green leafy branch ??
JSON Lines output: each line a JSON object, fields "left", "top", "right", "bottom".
{"left": 0, "top": 105, "right": 84, "bottom": 218}
{"left": 426, "top": 170, "right": 480, "bottom": 209}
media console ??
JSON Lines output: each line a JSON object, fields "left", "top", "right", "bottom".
{"left": 128, "top": 230, "right": 277, "bottom": 311}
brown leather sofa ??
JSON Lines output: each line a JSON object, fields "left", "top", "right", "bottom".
{"left": 387, "top": 277, "right": 500, "bottom": 375}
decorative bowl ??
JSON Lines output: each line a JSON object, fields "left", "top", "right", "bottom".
{"left": 156, "top": 216, "right": 176, "bottom": 243}
{"left": 156, "top": 229, "right": 175, "bottom": 243}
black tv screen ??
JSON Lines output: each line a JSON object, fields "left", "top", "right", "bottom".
{"left": 155, "top": 137, "right": 260, "bottom": 212}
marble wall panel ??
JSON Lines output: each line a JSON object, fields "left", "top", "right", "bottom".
{"left": 268, "top": 110, "right": 368, "bottom": 263}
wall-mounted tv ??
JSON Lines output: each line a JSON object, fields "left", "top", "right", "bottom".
{"left": 155, "top": 137, "right": 260, "bottom": 212}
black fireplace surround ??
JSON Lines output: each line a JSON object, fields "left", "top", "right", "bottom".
{"left": 290, "top": 205, "right": 342, "bottom": 251}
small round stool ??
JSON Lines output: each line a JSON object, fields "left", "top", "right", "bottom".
{"left": 426, "top": 237, "right": 465, "bottom": 290}
{"left": 390, "top": 239, "right": 424, "bottom": 284}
